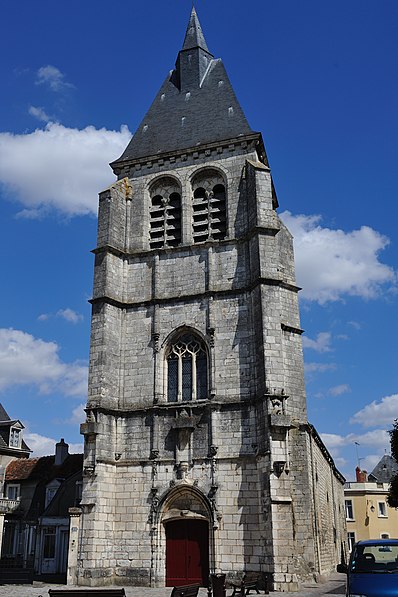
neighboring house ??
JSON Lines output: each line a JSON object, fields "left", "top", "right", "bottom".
{"left": 0, "top": 403, "right": 31, "bottom": 495}
{"left": 0, "top": 402, "right": 31, "bottom": 573}
{"left": 1, "top": 439, "right": 83, "bottom": 580}
{"left": 344, "top": 458, "right": 398, "bottom": 551}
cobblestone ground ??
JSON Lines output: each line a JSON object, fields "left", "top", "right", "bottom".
{"left": 0, "top": 574, "right": 346, "bottom": 597}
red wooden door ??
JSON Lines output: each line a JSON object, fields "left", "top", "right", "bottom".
{"left": 166, "top": 519, "right": 209, "bottom": 586}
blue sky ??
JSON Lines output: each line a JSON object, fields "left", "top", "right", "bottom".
{"left": 0, "top": 0, "right": 397, "bottom": 480}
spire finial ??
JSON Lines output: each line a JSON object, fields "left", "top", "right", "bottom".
{"left": 181, "top": 6, "right": 210, "bottom": 53}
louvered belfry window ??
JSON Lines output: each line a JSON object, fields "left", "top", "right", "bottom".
{"left": 167, "top": 333, "right": 208, "bottom": 402}
{"left": 192, "top": 170, "right": 226, "bottom": 243}
{"left": 149, "top": 177, "right": 182, "bottom": 249}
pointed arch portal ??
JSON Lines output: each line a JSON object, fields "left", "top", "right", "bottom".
{"left": 165, "top": 518, "right": 209, "bottom": 587}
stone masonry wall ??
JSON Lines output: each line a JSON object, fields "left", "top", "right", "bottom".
{"left": 77, "top": 143, "right": 345, "bottom": 590}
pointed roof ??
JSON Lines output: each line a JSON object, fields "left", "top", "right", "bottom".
{"left": 113, "top": 8, "right": 254, "bottom": 166}
{"left": 0, "top": 403, "right": 11, "bottom": 422}
{"left": 368, "top": 454, "right": 398, "bottom": 483}
{"left": 182, "top": 7, "right": 209, "bottom": 52}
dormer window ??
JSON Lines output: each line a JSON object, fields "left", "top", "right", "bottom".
{"left": 6, "top": 484, "right": 20, "bottom": 501}
{"left": 9, "top": 428, "right": 21, "bottom": 448}
{"left": 45, "top": 480, "right": 61, "bottom": 508}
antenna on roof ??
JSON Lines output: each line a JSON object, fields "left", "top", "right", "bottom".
{"left": 354, "top": 441, "right": 361, "bottom": 468}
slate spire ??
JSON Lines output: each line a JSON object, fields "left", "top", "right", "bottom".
{"left": 175, "top": 7, "right": 214, "bottom": 91}
{"left": 182, "top": 6, "right": 210, "bottom": 53}
{"left": 113, "top": 8, "right": 254, "bottom": 165}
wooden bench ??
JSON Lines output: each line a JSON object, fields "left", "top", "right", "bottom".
{"left": 48, "top": 589, "right": 126, "bottom": 597}
{"left": 170, "top": 584, "right": 200, "bottom": 597}
{"left": 230, "top": 572, "right": 268, "bottom": 596}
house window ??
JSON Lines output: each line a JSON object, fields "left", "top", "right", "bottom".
{"left": 42, "top": 527, "right": 56, "bottom": 559}
{"left": 378, "top": 501, "right": 387, "bottom": 517}
{"left": 167, "top": 332, "right": 208, "bottom": 402}
{"left": 9, "top": 428, "right": 21, "bottom": 448}
{"left": 345, "top": 499, "right": 354, "bottom": 520}
{"left": 381, "top": 533, "right": 390, "bottom": 539}
{"left": 149, "top": 177, "right": 181, "bottom": 249}
{"left": 192, "top": 170, "right": 227, "bottom": 243}
{"left": 45, "top": 486, "right": 58, "bottom": 508}
{"left": 347, "top": 531, "right": 356, "bottom": 552}
{"left": 6, "top": 484, "right": 20, "bottom": 501}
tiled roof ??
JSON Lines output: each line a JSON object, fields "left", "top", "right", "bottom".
{"left": 6, "top": 458, "right": 40, "bottom": 480}
{"left": 5, "top": 453, "right": 83, "bottom": 482}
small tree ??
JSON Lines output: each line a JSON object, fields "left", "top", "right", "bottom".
{"left": 387, "top": 419, "right": 398, "bottom": 508}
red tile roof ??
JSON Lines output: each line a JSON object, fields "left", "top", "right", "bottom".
{"left": 6, "top": 458, "right": 40, "bottom": 481}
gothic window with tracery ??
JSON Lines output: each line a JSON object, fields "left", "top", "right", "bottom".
{"left": 167, "top": 332, "right": 208, "bottom": 402}
{"left": 149, "top": 177, "right": 182, "bottom": 249}
{"left": 192, "top": 170, "right": 226, "bottom": 243}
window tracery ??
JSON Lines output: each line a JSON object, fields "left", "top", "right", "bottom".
{"left": 149, "top": 177, "right": 182, "bottom": 249}
{"left": 192, "top": 170, "right": 226, "bottom": 243}
{"left": 167, "top": 332, "right": 208, "bottom": 402}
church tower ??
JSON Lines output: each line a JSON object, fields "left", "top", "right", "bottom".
{"left": 75, "top": 8, "right": 345, "bottom": 591}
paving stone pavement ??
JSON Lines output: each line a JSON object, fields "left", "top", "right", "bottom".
{"left": 0, "top": 574, "right": 347, "bottom": 597}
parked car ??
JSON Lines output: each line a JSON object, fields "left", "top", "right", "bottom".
{"left": 337, "top": 539, "right": 398, "bottom": 597}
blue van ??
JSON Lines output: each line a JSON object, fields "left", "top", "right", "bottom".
{"left": 337, "top": 539, "right": 398, "bottom": 597}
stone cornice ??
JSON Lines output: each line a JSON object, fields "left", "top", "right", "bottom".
{"left": 110, "top": 132, "right": 265, "bottom": 176}
{"left": 85, "top": 392, "right": 296, "bottom": 419}
{"left": 89, "top": 276, "right": 300, "bottom": 311}
{"left": 305, "top": 423, "right": 346, "bottom": 485}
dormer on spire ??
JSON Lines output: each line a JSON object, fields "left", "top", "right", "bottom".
{"left": 182, "top": 7, "right": 210, "bottom": 53}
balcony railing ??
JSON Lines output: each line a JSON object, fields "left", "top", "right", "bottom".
{"left": 0, "top": 498, "right": 20, "bottom": 513}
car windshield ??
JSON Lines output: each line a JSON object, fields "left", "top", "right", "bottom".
{"left": 350, "top": 544, "right": 398, "bottom": 574}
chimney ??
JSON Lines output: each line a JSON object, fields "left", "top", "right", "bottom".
{"left": 355, "top": 466, "right": 368, "bottom": 483}
{"left": 55, "top": 438, "right": 69, "bottom": 466}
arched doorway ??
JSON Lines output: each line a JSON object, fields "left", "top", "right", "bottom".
{"left": 165, "top": 518, "right": 209, "bottom": 586}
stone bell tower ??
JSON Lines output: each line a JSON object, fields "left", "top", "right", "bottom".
{"left": 74, "top": 8, "right": 345, "bottom": 591}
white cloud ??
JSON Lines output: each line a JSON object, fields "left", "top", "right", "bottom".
{"left": 305, "top": 362, "right": 336, "bottom": 374}
{"left": 350, "top": 394, "right": 398, "bottom": 428}
{"left": 0, "top": 328, "right": 87, "bottom": 396}
{"left": 37, "top": 313, "right": 50, "bottom": 321}
{"left": 280, "top": 211, "right": 396, "bottom": 303}
{"left": 321, "top": 430, "right": 390, "bottom": 455}
{"left": 28, "top": 105, "right": 51, "bottom": 123}
{"left": 321, "top": 429, "right": 391, "bottom": 479}
{"left": 35, "top": 65, "right": 74, "bottom": 92}
{"left": 348, "top": 321, "right": 362, "bottom": 330}
{"left": 329, "top": 384, "right": 350, "bottom": 396}
{"left": 0, "top": 122, "right": 131, "bottom": 217}
{"left": 302, "top": 332, "right": 332, "bottom": 352}
{"left": 69, "top": 403, "right": 86, "bottom": 425}
{"left": 321, "top": 433, "right": 347, "bottom": 449}
{"left": 57, "top": 308, "right": 83, "bottom": 324}
{"left": 39, "top": 308, "right": 83, "bottom": 324}
{"left": 25, "top": 432, "right": 82, "bottom": 457}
